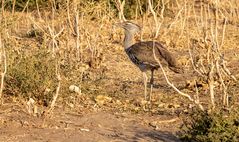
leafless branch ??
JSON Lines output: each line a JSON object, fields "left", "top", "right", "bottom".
{"left": 46, "top": 22, "right": 64, "bottom": 114}
{"left": 115, "top": 0, "right": 126, "bottom": 21}
{"left": 148, "top": 0, "right": 163, "bottom": 38}
{"left": 0, "top": 37, "right": 7, "bottom": 103}
{"left": 74, "top": 7, "right": 81, "bottom": 60}
{"left": 152, "top": 42, "right": 204, "bottom": 111}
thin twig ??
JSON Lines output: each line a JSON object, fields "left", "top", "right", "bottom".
{"left": 188, "top": 40, "right": 204, "bottom": 77}
{"left": 221, "top": 59, "right": 237, "bottom": 82}
{"left": 12, "top": 0, "right": 16, "bottom": 15}
{"left": 48, "top": 65, "right": 61, "bottom": 113}
{"left": 67, "top": 0, "right": 75, "bottom": 35}
{"left": 115, "top": 0, "right": 126, "bottom": 21}
{"left": 0, "top": 37, "right": 7, "bottom": 103}
{"left": 46, "top": 24, "right": 64, "bottom": 114}
{"left": 215, "top": 59, "right": 227, "bottom": 106}
{"left": 208, "top": 62, "right": 215, "bottom": 109}
{"left": 148, "top": 0, "right": 162, "bottom": 38}
{"left": 152, "top": 42, "right": 204, "bottom": 110}
{"left": 36, "top": 0, "right": 42, "bottom": 19}
{"left": 74, "top": 8, "right": 81, "bottom": 60}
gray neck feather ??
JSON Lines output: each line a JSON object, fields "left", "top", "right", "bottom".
{"left": 123, "top": 31, "right": 135, "bottom": 49}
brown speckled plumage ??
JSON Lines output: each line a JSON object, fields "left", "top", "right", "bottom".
{"left": 116, "top": 21, "right": 182, "bottom": 101}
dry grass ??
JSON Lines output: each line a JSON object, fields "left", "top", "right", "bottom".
{"left": 0, "top": 0, "right": 239, "bottom": 141}
{"left": 0, "top": 0, "right": 238, "bottom": 112}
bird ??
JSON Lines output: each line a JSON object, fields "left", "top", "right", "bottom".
{"left": 115, "top": 21, "right": 183, "bottom": 102}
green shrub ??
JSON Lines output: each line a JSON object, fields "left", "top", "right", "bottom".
{"left": 180, "top": 109, "right": 239, "bottom": 142}
{"left": 5, "top": 48, "right": 57, "bottom": 106}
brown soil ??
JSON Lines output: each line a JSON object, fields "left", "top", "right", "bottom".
{"left": 0, "top": 102, "right": 181, "bottom": 142}
{"left": 1, "top": 46, "right": 238, "bottom": 141}
{"left": 1, "top": 6, "right": 239, "bottom": 142}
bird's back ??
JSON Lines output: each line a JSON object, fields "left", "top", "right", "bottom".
{"left": 125, "top": 41, "right": 181, "bottom": 73}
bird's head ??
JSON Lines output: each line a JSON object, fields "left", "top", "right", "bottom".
{"left": 114, "top": 21, "right": 141, "bottom": 34}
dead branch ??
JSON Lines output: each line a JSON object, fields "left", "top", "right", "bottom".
{"left": 67, "top": 0, "right": 75, "bottom": 35}
{"left": 152, "top": 42, "right": 204, "bottom": 111}
{"left": 46, "top": 24, "right": 64, "bottom": 114}
{"left": 1, "top": 0, "right": 5, "bottom": 18}
{"left": 48, "top": 64, "right": 61, "bottom": 113}
{"left": 0, "top": 37, "right": 7, "bottom": 103}
{"left": 208, "top": 61, "right": 215, "bottom": 109}
{"left": 221, "top": 59, "right": 237, "bottom": 82}
{"left": 165, "top": 6, "right": 184, "bottom": 33}
{"left": 74, "top": 7, "right": 81, "bottom": 61}
{"left": 148, "top": 0, "right": 163, "bottom": 38}
{"left": 188, "top": 1, "right": 237, "bottom": 110}
{"left": 12, "top": 0, "right": 16, "bottom": 15}
{"left": 215, "top": 58, "right": 228, "bottom": 106}
{"left": 156, "top": 118, "right": 179, "bottom": 124}
{"left": 160, "top": 0, "right": 165, "bottom": 19}
{"left": 178, "top": 0, "right": 187, "bottom": 39}
{"left": 115, "top": 0, "right": 126, "bottom": 21}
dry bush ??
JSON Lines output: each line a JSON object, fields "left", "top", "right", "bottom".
{"left": 0, "top": 0, "right": 238, "bottom": 113}
{"left": 0, "top": 0, "right": 115, "bottom": 108}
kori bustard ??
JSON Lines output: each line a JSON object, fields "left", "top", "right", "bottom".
{"left": 115, "top": 21, "right": 183, "bottom": 101}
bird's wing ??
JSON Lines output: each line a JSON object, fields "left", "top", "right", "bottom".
{"left": 128, "top": 41, "right": 174, "bottom": 66}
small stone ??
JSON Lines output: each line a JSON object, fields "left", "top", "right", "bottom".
{"left": 69, "top": 85, "right": 80, "bottom": 93}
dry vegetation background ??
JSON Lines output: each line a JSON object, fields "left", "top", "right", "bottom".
{"left": 0, "top": 0, "right": 239, "bottom": 141}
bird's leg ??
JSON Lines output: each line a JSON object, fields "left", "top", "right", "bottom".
{"left": 149, "top": 69, "right": 154, "bottom": 102}
{"left": 143, "top": 72, "right": 148, "bottom": 101}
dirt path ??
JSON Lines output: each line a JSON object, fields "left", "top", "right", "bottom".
{"left": 0, "top": 103, "right": 181, "bottom": 142}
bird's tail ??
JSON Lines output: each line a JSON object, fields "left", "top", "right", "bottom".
{"left": 155, "top": 43, "right": 184, "bottom": 74}
{"left": 168, "top": 66, "right": 184, "bottom": 74}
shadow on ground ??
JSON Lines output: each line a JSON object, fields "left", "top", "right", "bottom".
{"left": 0, "top": 105, "right": 181, "bottom": 142}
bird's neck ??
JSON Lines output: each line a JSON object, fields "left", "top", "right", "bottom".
{"left": 123, "top": 31, "right": 135, "bottom": 49}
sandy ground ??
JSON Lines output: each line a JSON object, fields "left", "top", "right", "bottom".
{"left": 0, "top": 103, "right": 181, "bottom": 142}
{"left": 0, "top": 9, "right": 239, "bottom": 142}
{"left": 1, "top": 42, "right": 239, "bottom": 142}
